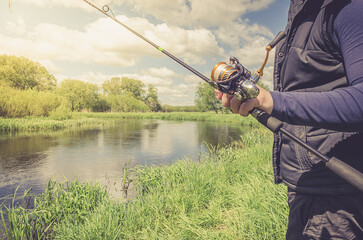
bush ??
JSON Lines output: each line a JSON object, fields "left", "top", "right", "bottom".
{"left": 0, "top": 85, "right": 69, "bottom": 118}
{"left": 106, "top": 93, "right": 150, "bottom": 112}
{"left": 49, "top": 103, "right": 72, "bottom": 120}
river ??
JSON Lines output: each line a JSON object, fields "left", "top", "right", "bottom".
{"left": 0, "top": 119, "right": 246, "bottom": 201}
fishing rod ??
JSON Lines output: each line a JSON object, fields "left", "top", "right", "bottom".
{"left": 82, "top": 0, "right": 363, "bottom": 192}
{"left": 82, "top": 0, "right": 260, "bottom": 100}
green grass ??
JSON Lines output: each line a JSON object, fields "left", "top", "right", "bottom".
{"left": 1, "top": 180, "right": 108, "bottom": 239}
{"left": 0, "top": 128, "right": 289, "bottom": 239}
{"left": 77, "top": 112, "right": 259, "bottom": 127}
{"left": 0, "top": 116, "right": 116, "bottom": 132}
{"left": 0, "top": 112, "right": 259, "bottom": 132}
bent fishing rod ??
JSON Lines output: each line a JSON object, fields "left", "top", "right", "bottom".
{"left": 82, "top": 0, "right": 363, "bottom": 192}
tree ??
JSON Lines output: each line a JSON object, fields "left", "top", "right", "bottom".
{"left": 92, "top": 94, "right": 111, "bottom": 112}
{"left": 194, "top": 82, "right": 224, "bottom": 113}
{"left": 102, "top": 77, "right": 146, "bottom": 100}
{"left": 145, "top": 84, "right": 161, "bottom": 112}
{"left": 0, "top": 55, "right": 56, "bottom": 91}
{"left": 102, "top": 77, "right": 152, "bottom": 112}
{"left": 120, "top": 77, "right": 145, "bottom": 100}
{"left": 162, "top": 104, "right": 174, "bottom": 112}
{"left": 57, "top": 79, "right": 98, "bottom": 112}
{"left": 106, "top": 93, "right": 150, "bottom": 112}
{"left": 102, "top": 77, "right": 123, "bottom": 95}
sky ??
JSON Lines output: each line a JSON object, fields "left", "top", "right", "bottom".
{"left": 1, "top": 0, "right": 289, "bottom": 106}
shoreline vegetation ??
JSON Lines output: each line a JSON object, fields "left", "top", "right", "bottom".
{"left": 0, "top": 112, "right": 260, "bottom": 132}
{"left": 0, "top": 112, "right": 288, "bottom": 239}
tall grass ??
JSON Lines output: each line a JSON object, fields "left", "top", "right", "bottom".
{"left": 79, "top": 112, "right": 259, "bottom": 126}
{"left": 0, "top": 112, "right": 260, "bottom": 132}
{"left": 1, "top": 128, "right": 289, "bottom": 239}
{"left": 0, "top": 116, "right": 118, "bottom": 132}
{"left": 1, "top": 180, "right": 108, "bottom": 239}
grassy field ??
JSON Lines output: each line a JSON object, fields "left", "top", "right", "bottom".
{"left": 0, "top": 125, "right": 289, "bottom": 239}
{"left": 0, "top": 112, "right": 259, "bottom": 132}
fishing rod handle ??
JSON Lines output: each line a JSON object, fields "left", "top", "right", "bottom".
{"left": 326, "top": 157, "right": 363, "bottom": 192}
{"left": 250, "top": 108, "right": 283, "bottom": 133}
{"left": 250, "top": 108, "right": 363, "bottom": 193}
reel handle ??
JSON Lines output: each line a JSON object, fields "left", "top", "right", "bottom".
{"left": 267, "top": 31, "right": 286, "bottom": 50}
{"left": 257, "top": 31, "right": 287, "bottom": 76}
{"left": 229, "top": 56, "right": 239, "bottom": 65}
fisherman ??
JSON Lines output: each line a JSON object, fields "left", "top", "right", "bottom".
{"left": 220, "top": 0, "right": 363, "bottom": 239}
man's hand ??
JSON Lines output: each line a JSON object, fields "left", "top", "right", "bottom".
{"left": 219, "top": 86, "right": 274, "bottom": 116}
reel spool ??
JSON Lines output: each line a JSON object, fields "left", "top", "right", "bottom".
{"left": 211, "top": 57, "right": 252, "bottom": 83}
{"left": 211, "top": 62, "right": 239, "bottom": 82}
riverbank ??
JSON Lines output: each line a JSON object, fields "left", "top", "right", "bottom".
{"left": 0, "top": 127, "right": 289, "bottom": 239}
{"left": 0, "top": 112, "right": 260, "bottom": 132}
{"left": 78, "top": 112, "right": 258, "bottom": 125}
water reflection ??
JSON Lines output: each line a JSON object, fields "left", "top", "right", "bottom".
{"left": 0, "top": 119, "right": 246, "bottom": 201}
{"left": 197, "top": 121, "right": 239, "bottom": 147}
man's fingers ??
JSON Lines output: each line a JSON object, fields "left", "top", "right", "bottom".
{"left": 221, "top": 94, "right": 234, "bottom": 108}
{"left": 230, "top": 97, "right": 242, "bottom": 113}
{"left": 214, "top": 89, "right": 223, "bottom": 100}
{"left": 221, "top": 94, "right": 258, "bottom": 116}
{"left": 239, "top": 98, "right": 258, "bottom": 116}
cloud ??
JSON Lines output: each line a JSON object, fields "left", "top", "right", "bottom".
{"left": 65, "top": 71, "right": 111, "bottom": 85}
{"left": 229, "top": 37, "right": 275, "bottom": 68}
{"left": 6, "top": 0, "right": 275, "bottom": 69}
{"left": 0, "top": 15, "right": 223, "bottom": 67}
{"left": 214, "top": 18, "right": 275, "bottom": 69}
{"left": 17, "top": 0, "right": 275, "bottom": 28}
{"left": 183, "top": 74, "right": 205, "bottom": 83}
{"left": 15, "top": 0, "right": 126, "bottom": 11}
{"left": 259, "top": 65, "right": 274, "bottom": 90}
{"left": 140, "top": 67, "right": 180, "bottom": 79}
{"left": 216, "top": 19, "right": 273, "bottom": 47}
{"left": 125, "top": 0, "right": 275, "bottom": 27}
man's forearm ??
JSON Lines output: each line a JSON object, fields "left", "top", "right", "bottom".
{"left": 270, "top": 83, "right": 363, "bottom": 132}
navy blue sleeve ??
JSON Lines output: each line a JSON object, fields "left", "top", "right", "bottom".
{"left": 270, "top": 0, "right": 363, "bottom": 132}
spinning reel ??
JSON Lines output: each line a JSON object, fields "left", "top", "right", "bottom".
{"left": 210, "top": 57, "right": 259, "bottom": 101}
{"left": 209, "top": 31, "right": 286, "bottom": 102}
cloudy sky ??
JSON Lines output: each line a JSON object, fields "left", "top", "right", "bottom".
{"left": 1, "top": 0, "right": 289, "bottom": 106}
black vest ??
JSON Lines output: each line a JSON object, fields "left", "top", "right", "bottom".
{"left": 272, "top": 0, "right": 363, "bottom": 194}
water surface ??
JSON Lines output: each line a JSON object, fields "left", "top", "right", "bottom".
{"left": 0, "top": 119, "right": 246, "bottom": 200}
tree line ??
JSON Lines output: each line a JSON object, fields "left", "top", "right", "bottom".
{"left": 0, "top": 55, "right": 165, "bottom": 119}
{"left": 0, "top": 54, "right": 268, "bottom": 119}
{"left": 0, "top": 55, "right": 216, "bottom": 119}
